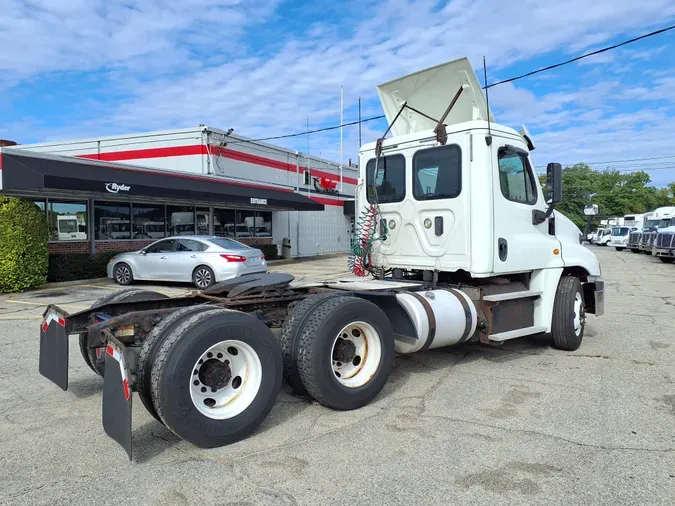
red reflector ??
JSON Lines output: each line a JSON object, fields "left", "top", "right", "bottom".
{"left": 41, "top": 321, "right": 48, "bottom": 333}
{"left": 57, "top": 317, "right": 65, "bottom": 327}
{"left": 122, "top": 379, "right": 131, "bottom": 401}
{"left": 261, "top": 253, "right": 265, "bottom": 260}
{"left": 96, "top": 348, "right": 103, "bottom": 358}
{"left": 106, "top": 344, "right": 115, "bottom": 357}
{"left": 220, "top": 254, "right": 246, "bottom": 262}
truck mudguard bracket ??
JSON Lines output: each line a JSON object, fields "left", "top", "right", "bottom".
{"left": 102, "top": 338, "right": 133, "bottom": 461}
{"left": 38, "top": 308, "right": 69, "bottom": 391}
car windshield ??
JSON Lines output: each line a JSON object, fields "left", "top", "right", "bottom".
{"left": 207, "top": 237, "right": 250, "bottom": 250}
{"left": 611, "top": 227, "right": 630, "bottom": 236}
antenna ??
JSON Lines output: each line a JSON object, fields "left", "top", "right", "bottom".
{"left": 483, "top": 56, "right": 493, "bottom": 146}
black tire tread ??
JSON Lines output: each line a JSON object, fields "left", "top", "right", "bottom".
{"left": 279, "top": 293, "right": 341, "bottom": 396}
{"left": 150, "top": 308, "right": 236, "bottom": 431}
{"left": 551, "top": 276, "right": 584, "bottom": 351}
{"left": 659, "top": 257, "right": 675, "bottom": 264}
{"left": 295, "top": 295, "right": 394, "bottom": 410}
{"left": 136, "top": 304, "right": 220, "bottom": 423}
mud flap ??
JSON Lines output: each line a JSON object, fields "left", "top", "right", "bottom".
{"left": 102, "top": 338, "right": 133, "bottom": 461}
{"left": 38, "top": 309, "right": 69, "bottom": 391}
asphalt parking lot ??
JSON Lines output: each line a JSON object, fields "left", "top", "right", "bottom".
{"left": 1, "top": 247, "right": 674, "bottom": 506}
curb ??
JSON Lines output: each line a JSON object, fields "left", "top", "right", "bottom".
{"left": 40, "top": 278, "right": 110, "bottom": 289}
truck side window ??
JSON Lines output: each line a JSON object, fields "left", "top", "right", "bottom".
{"left": 366, "top": 154, "right": 405, "bottom": 204}
{"left": 497, "top": 148, "right": 538, "bottom": 205}
{"left": 413, "top": 144, "right": 461, "bottom": 200}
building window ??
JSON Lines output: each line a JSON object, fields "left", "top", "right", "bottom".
{"left": 167, "top": 206, "right": 195, "bottom": 236}
{"left": 236, "top": 209, "right": 255, "bottom": 238}
{"left": 196, "top": 207, "right": 211, "bottom": 235}
{"left": 48, "top": 200, "right": 88, "bottom": 241}
{"left": 255, "top": 211, "right": 273, "bottom": 237}
{"left": 213, "top": 208, "right": 236, "bottom": 237}
{"left": 132, "top": 203, "right": 166, "bottom": 240}
{"left": 94, "top": 201, "right": 131, "bottom": 240}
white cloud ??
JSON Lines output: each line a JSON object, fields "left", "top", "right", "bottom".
{"left": 2, "top": 0, "right": 675, "bottom": 187}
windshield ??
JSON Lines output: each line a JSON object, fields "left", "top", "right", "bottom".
{"left": 207, "top": 237, "right": 250, "bottom": 250}
{"left": 611, "top": 227, "right": 630, "bottom": 236}
{"left": 658, "top": 219, "right": 672, "bottom": 228}
{"left": 58, "top": 219, "right": 78, "bottom": 233}
{"left": 645, "top": 220, "right": 660, "bottom": 228}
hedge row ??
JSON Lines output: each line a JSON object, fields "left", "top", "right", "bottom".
{"left": 47, "top": 244, "right": 280, "bottom": 283}
{"left": 47, "top": 251, "right": 122, "bottom": 283}
{"left": 0, "top": 197, "right": 49, "bottom": 293}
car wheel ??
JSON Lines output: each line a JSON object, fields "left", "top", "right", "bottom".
{"left": 192, "top": 265, "right": 215, "bottom": 289}
{"left": 114, "top": 263, "right": 133, "bottom": 286}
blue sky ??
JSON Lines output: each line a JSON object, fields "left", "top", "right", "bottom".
{"left": 2, "top": 0, "right": 675, "bottom": 186}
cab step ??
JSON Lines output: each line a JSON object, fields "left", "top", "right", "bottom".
{"left": 489, "top": 325, "right": 548, "bottom": 342}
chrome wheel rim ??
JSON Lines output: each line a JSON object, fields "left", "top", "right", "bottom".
{"left": 573, "top": 292, "right": 585, "bottom": 336}
{"left": 116, "top": 265, "right": 130, "bottom": 284}
{"left": 195, "top": 268, "right": 212, "bottom": 288}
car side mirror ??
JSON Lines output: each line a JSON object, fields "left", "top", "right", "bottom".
{"left": 140, "top": 249, "right": 147, "bottom": 255}
{"left": 546, "top": 162, "right": 563, "bottom": 204}
{"left": 583, "top": 204, "right": 600, "bottom": 216}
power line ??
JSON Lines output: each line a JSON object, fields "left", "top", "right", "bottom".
{"left": 223, "top": 23, "right": 675, "bottom": 147}
{"left": 223, "top": 115, "right": 385, "bottom": 146}
{"left": 485, "top": 24, "right": 675, "bottom": 88}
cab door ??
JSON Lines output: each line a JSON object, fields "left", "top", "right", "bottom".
{"left": 491, "top": 140, "right": 559, "bottom": 274}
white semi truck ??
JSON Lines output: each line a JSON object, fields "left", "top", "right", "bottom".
{"left": 610, "top": 213, "right": 645, "bottom": 251}
{"left": 37, "top": 57, "right": 605, "bottom": 460}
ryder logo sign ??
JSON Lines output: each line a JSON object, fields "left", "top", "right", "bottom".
{"left": 106, "top": 183, "right": 131, "bottom": 194}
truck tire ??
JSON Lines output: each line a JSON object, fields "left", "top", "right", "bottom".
{"left": 615, "top": 247, "right": 625, "bottom": 252}
{"left": 279, "top": 293, "right": 341, "bottom": 396}
{"left": 113, "top": 262, "right": 134, "bottom": 286}
{"left": 79, "top": 289, "right": 168, "bottom": 376}
{"left": 659, "top": 257, "right": 675, "bottom": 264}
{"left": 150, "top": 309, "right": 282, "bottom": 448}
{"left": 295, "top": 295, "right": 395, "bottom": 410}
{"left": 551, "top": 276, "right": 585, "bottom": 351}
{"left": 630, "top": 248, "right": 640, "bottom": 253}
{"left": 136, "top": 305, "right": 221, "bottom": 424}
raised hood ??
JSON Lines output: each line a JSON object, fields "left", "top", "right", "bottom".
{"left": 376, "top": 57, "right": 495, "bottom": 137}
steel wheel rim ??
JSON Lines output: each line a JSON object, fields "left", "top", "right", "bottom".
{"left": 331, "top": 321, "right": 382, "bottom": 388}
{"left": 573, "top": 292, "right": 585, "bottom": 336}
{"left": 195, "top": 269, "right": 212, "bottom": 288}
{"left": 189, "top": 339, "right": 262, "bottom": 420}
{"left": 116, "top": 265, "right": 130, "bottom": 284}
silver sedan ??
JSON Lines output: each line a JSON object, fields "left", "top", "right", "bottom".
{"left": 107, "top": 235, "right": 268, "bottom": 289}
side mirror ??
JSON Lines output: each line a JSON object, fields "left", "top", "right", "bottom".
{"left": 583, "top": 204, "right": 600, "bottom": 216}
{"left": 546, "top": 163, "right": 563, "bottom": 204}
{"left": 140, "top": 249, "right": 147, "bottom": 255}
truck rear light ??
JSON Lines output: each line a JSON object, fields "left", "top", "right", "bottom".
{"left": 220, "top": 254, "right": 246, "bottom": 262}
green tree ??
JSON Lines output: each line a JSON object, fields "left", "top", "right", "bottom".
{"left": 546, "top": 163, "right": 675, "bottom": 230}
{"left": 0, "top": 197, "right": 49, "bottom": 293}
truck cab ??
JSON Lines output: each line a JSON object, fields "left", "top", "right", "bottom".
{"left": 355, "top": 57, "right": 603, "bottom": 344}
{"left": 610, "top": 226, "right": 632, "bottom": 251}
